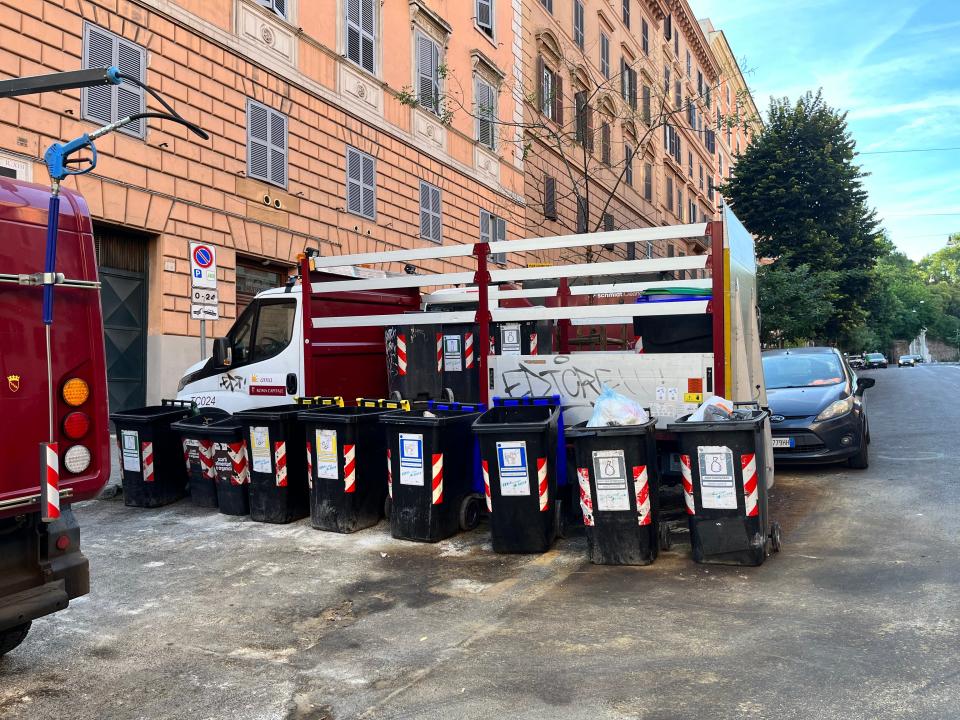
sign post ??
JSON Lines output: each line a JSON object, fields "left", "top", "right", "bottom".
{"left": 189, "top": 242, "right": 218, "bottom": 360}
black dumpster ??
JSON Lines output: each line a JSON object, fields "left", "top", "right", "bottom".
{"left": 437, "top": 323, "right": 481, "bottom": 402}
{"left": 385, "top": 325, "right": 444, "bottom": 401}
{"left": 110, "top": 400, "right": 193, "bottom": 508}
{"left": 567, "top": 418, "right": 660, "bottom": 565}
{"left": 300, "top": 405, "right": 394, "bottom": 533}
{"left": 233, "top": 404, "right": 309, "bottom": 524}
{"left": 668, "top": 407, "right": 781, "bottom": 566}
{"left": 381, "top": 401, "right": 486, "bottom": 542}
{"left": 473, "top": 397, "right": 565, "bottom": 553}
{"left": 170, "top": 409, "right": 229, "bottom": 509}
{"left": 204, "top": 415, "right": 251, "bottom": 516}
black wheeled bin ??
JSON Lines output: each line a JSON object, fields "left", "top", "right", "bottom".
{"left": 567, "top": 417, "right": 660, "bottom": 565}
{"left": 473, "top": 396, "right": 566, "bottom": 553}
{"left": 385, "top": 325, "right": 444, "bottom": 401}
{"left": 381, "top": 401, "right": 486, "bottom": 542}
{"left": 300, "top": 405, "right": 394, "bottom": 533}
{"left": 170, "top": 408, "right": 229, "bottom": 509}
{"left": 233, "top": 404, "right": 309, "bottom": 523}
{"left": 668, "top": 408, "right": 781, "bottom": 566}
{"left": 204, "top": 415, "right": 251, "bottom": 516}
{"left": 438, "top": 323, "right": 481, "bottom": 402}
{"left": 110, "top": 400, "right": 193, "bottom": 508}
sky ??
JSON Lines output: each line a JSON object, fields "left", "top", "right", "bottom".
{"left": 693, "top": 0, "right": 960, "bottom": 260}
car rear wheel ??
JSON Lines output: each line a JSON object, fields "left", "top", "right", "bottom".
{"left": 0, "top": 622, "right": 31, "bottom": 657}
{"left": 847, "top": 428, "right": 869, "bottom": 470}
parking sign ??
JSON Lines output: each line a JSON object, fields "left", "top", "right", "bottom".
{"left": 189, "top": 242, "right": 217, "bottom": 289}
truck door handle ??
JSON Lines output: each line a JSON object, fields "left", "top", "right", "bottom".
{"left": 286, "top": 373, "right": 298, "bottom": 395}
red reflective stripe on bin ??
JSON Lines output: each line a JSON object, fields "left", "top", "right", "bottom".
{"left": 275, "top": 441, "right": 288, "bottom": 487}
{"left": 577, "top": 467, "right": 594, "bottom": 527}
{"left": 141, "top": 442, "right": 155, "bottom": 483}
{"left": 41, "top": 442, "right": 60, "bottom": 522}
{"left": 387, "top": 448, "right": 393, "bottom": 499}
{"left": 200, "top": 440, "right": 215, "bottom": 479}
{"left": 343, "top": 443, "right": 356, "bottom": 493}
{"left": 431, "top": 453, "right": 443, "bottom": 505}
{"left": 633, "top": 465, "right": 651, "bottom": 526}
{"left": 465, "top": 333, "right": 474, "bottom": 369}
{"left": 741, "top": 453, "right": 759, "bottom": 517}
{"left": 436, "top": 333, "right": 443, "bottom": 372}
{"left": 680, "top": 454, "right": 694, "bottom": 515}
{"left": 306, "top": 441, "right": 313, "bottom": 490}
{"left": 482, "top": 460, "right": 492, "bottom": 512}
{"left": 529, "top": 332, "right": 538, "bottom": 355}
{"left": 397, "top": 333, "right": 408, "bottom": 376}
{"left": 229, "top": 442, "right": 248, "bottom": 486}
{"left": 537, "top": 457, "right": 548, "bottom": 512}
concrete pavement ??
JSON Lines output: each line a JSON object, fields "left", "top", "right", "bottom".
{"left": 1, "top": 365, "right": 958, "bottom": 719}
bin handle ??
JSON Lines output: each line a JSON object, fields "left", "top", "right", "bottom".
{"left": 295, "top": 395, "right": 345, "bottom": 407}
{"left": 356, "top": 397, "right": 410, "bottom": 411}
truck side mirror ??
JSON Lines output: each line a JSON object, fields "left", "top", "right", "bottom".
{"left": 856, "top": 377, "right": 875, "bottom": 394}
{"left": 212, "top": 337, "right": 232, "bottom": 368}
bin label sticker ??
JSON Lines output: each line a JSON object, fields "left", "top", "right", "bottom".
{"left": 121, "top": 430, "right": 140, "bottom": 472}
{"left": 315, "top": 429, "right": 339, "bottom": 480}
{"left": 667, "top": 387, "right": 679, "bottom": 402}
{"left": 697, "top": 445, "right": 738, "bottom": 510}
{"left": 591, "top": 450, "right": 630, "bottom": 511}
{"left": 250, "top": 426, "right": 272, "bottom": 474}
{"left": 184, "top": 439, "right": 200, "bottom": 465}
{"left": 214, "top": 444, "right": 232, "bottom": 480}
{"left": 496, "top": 441, "right": 530, "bottom": 496}
{"left": 443, "top": 335, "right": 463, "bottom": 372}
{"left": 501, "top": 323, "right": 522, "bottom": 355}
{"left": 399, "top": 433, "right": 424, "bottom": 486}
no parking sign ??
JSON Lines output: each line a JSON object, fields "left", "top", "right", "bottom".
{"left": 189, "top": 242, "right": 217, "bottom": 289}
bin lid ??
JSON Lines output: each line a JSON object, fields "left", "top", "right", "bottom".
{"left": 110, "top": 405, "right": 193, "bottom": 424}
{"left": 380, "top": 408, "right": 484, "bottom": 427}
{"left": 565, "top": 418, "right": 656, "bottom": 438}
{"left": 472, "top": 404, "right": 559, "bottom": 434}
{"left": 204, "top": 415, "right": 245, "bottom": 439}
{"left": 233, "top": 403, "right": 302, "bottom": 421}
{"left": 298, "top": 406, "right": 393, "bottom": 425}
{"left": 667, "top": 409, "right": 768, "bottom": 432}
{"left": 170, "top": 408, "right": 230, "bottom": 432}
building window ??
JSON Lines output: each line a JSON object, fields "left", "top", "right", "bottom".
{"left": 477, "top": 0, "right": 494, "bottom": 38}
{"left": 699, "top": 164, "right": 704, "bottom": 191}
{"left": 625, "top": 145, "right": 634, "bottom": 186}
{"left": 708, "top": 176, "right": 715, "bottom": 201}
{"left": 416, "top": 31, "right": 441, "bottom": 115}
{"left": 674, "top": 80, "right": 682, "bottom": 108}
{"left": 620, "top": 59, "right": 637, "bottom": 110}
{"left": 622, "top": 0, "right": 630, "bottom": 28}
{"left": 664, "top": 13, "right": 672, "bottom": 40}
{"left": 688, "top": 150, "right": 693, "bottom": 178}
{"left": 600, "top": 122, "right": 611, "bottom": 166}
{"left": 573, "top": 0, "right": 584, "bottom": 49}
{"left": 674, "top": 29, "right": 679, "bottom": 57}
{"left": 480, "top": 210, "right": 507, "bottom": 264}
{"left": 718, "top": 154, "right": 723, "bottom": 176}
{"left": 604, "top": 213, "right": 615, "bottom": 232}
{"left": 346, "top": 0, "right": 376, "bottom": 74}
{"left": 419, "top": 181, "right": 442, "bottom": 243}
{"left": 544, "top": 175, "right": 558, "bottom": 220}
{"left": 641, "top": 18, "right": 649, "bottom": 55}
{"left": 346, "top": 146, "right": 376, "bottom": 220}
{"left": 641, "top": 84, "right": 651, "bottom": 124}
{"left": 256, "top": 0, "right": 286, "bottom": 19}
{"left": 475, "top": 76, "right": 497, "bottom": 149}
{"left": 246, "top": 99, "right": 288, "bottom": 188}
{"left": 643, "top": 162, "right": 653, "bottom": 201}
{"left": 81, "top": 24, "right": 146, "bottom": 138}
{"left": 706, "top": 85, "right": 712, "bottom": 109}
{"left": 663, "top": 64, "right": 670, "bottom": 95}
{"left": 576, "top": 197, "right": 588, "bottom": 233}
{"left": 540, "top": 0, "right": 553, "bottom": 12}
{"left": 537, "top": 56, "right": 562, "bottom": 122}
{"left": 686, "top": 50, "right": 691, "bottom": 79}
{"left": 600, "top": 33, "right": 610, "bottom": 79}
{"left": 677, "top": 189, "right": 683, "bottom": 220}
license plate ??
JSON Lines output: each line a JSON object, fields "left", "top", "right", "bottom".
{"left": 772, "top": 437, "right": 795, "bottom": 449}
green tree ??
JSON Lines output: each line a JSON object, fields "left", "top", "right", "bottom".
{"left": 757, "top": 263, "right": 837, "bottom": 345}
{"left": 720, "top": 91, "right": 883, "bottom": 342}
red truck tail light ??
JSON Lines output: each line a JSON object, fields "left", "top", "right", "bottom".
{"left": 62, "top": 377, "right": 90, "bottom": 407}
{"left": 63, "top": 445, "right": 91, "bottom": 474}
{"left": 62, "top": 411, "right": 90, "bottom": 439}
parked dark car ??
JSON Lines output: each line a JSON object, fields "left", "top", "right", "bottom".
{"left": 848, "top": 354, "right": 865, "bottom": 369}
{"left": 863, "top": 352, "right": 888, "bottom": 369}
{"left": 898, "top": 355, "right": 916, "bottom": 367}
{"left": 762, "top": 347, "right": 875, "bottom": 468}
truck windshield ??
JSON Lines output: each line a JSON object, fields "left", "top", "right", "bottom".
{"left": 763, "top": 354, "right": 845, "bottom": 389}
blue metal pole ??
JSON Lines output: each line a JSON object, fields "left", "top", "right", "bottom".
{"left": 42, "top": 193, "right": 60, "bottom": 325}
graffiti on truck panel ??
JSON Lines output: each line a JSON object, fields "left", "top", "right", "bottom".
{"left": 499, "top": 355, "right": 646, "bottom": 401}
{"left": 219, "top": 373, "right": 246, "bottom": 392}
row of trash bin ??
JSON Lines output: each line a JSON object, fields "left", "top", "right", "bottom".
{"left": 110, "top": 397, "right": 780, "bottom": 566}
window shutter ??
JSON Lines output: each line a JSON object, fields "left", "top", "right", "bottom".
{"left": 644, "top": 162, "right": 652, "bottom": 201}
{"left": 268, "top": 109, "right": 287, "bottom": 187}
{"left": 576, "top": 196, "right": 588, "bottom": 234}
{"left": 430, "top": 184, "right": 442, "bottom": 242}
{"left": 247, "top": 100, "right": 270, "bottom": 182}
{"left": 544, "top": 176, "right": 557, "bottom": 220}
{"left": 361, "top": 153, "right": 376, "bottom": 219}
{"left": 623, "top": 0, "right": 630, "bottom": 28}
{"left": 553, "top": 72, "right": 563, "bottom": 125}
{"left": 258, "top": 0, "right": 286, "bottom": 18}
{"left": 574, "top": 1, "right": 584, "bottom": 48}
{"left": 346, "top": 147, "right": 375, "bottom": 219}
{"left": 625, "top": 145, "right": 633, "bottom": 185}
{"left": 629, "top": 69, "right": 637, "bottom": 111}
{"left": 536, "top": 56, "right": 545, "bottom": 114}
{"left": 620, "top": 59, "right": 627, "bottom": 100}
{"left": 494, "top": 216, "right": 506, "bottom": 242}
{"left": 479, "top": 209, "right": 491, "bottom": 243}
{"left": 664, "top": 14, "right": 672, "bottom": 40}
{"left": 116, "top": 39, "right": 146, "bottom": 137}
{"left": 477, "top": 0, "right": 493, "bottom": 31}
{"left": 347, "top": 0, "right": 376, "bottom": 73}
{"left": 603, "top": 213, "right": 614, "bottom": 232}
{"left": 627, "top": 242, "right": 636, "bottom": 260}
{"left": 601, "top": 123, "right": 611, "bottom": 165}
{"left": 642, "top": 85, "right": 651, "bottom": 124}
{"left": 83, "top": 26, "right": 114, "bottom": 126}
{"left": 417, "top": 33, "right": 439, "bottom": 114}
{"left": 419, "top": 181, "right": 442, "bottom": 243}
{"left": 585, "top": 102, "right": 594, "bottom": 151}
{"left": 476, "top": 79, "right": 496, "bottom": 149}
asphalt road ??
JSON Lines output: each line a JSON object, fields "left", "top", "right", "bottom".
{"left": 2, "top": 365, "right": 959, "bottom": 720}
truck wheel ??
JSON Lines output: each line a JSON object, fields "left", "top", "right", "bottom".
{"left": 0, "top": 622, "right": 31, "bottom": 657}
{"left": 459, "top": 495, "right": 481, "bottom": 531}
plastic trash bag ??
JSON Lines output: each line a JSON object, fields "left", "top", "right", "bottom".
{"left": 687, "top": 395, "right": 734, "bottom": 422}
{"left": 587, "top": 385, "right": 650, "bottom": 427}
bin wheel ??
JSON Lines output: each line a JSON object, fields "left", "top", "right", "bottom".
{"left": 389, "top": 391, "right": 402, "bottom": 401}
{"left": 658, "top": 522, "right": 672, "bottom": 552}
{"left": 459, "top": 495, "right": 482, "bottom": 531}
{"left": 384, "top": 496, "right": 392, "bottom": 520}
{"left": 769, "top": 522, "right": 782, "bottom": 553}
{"left": 442, "top": 387, "right": 455, "bottom": 402}
{"left": 554, "top": 499, "right": 568, "bottom": 539}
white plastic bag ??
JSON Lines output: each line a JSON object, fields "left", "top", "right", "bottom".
{"left": 587, "top": 385, "right": 650, "bottom": 427}
{"left": 686, "top": 395, "right": 734, "bottom": 422}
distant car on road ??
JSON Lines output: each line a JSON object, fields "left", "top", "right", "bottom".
{"left": 848, "top": 355, "right": 865, "bottom": 369}
{"left": 898, "top": 355, "right": 917, "bottom": 367}
{"left": 762, "top": 347, "right": 875, "bottom": 468}
{"left": 864, "top": 353, "right": 888, "bottom": 369}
